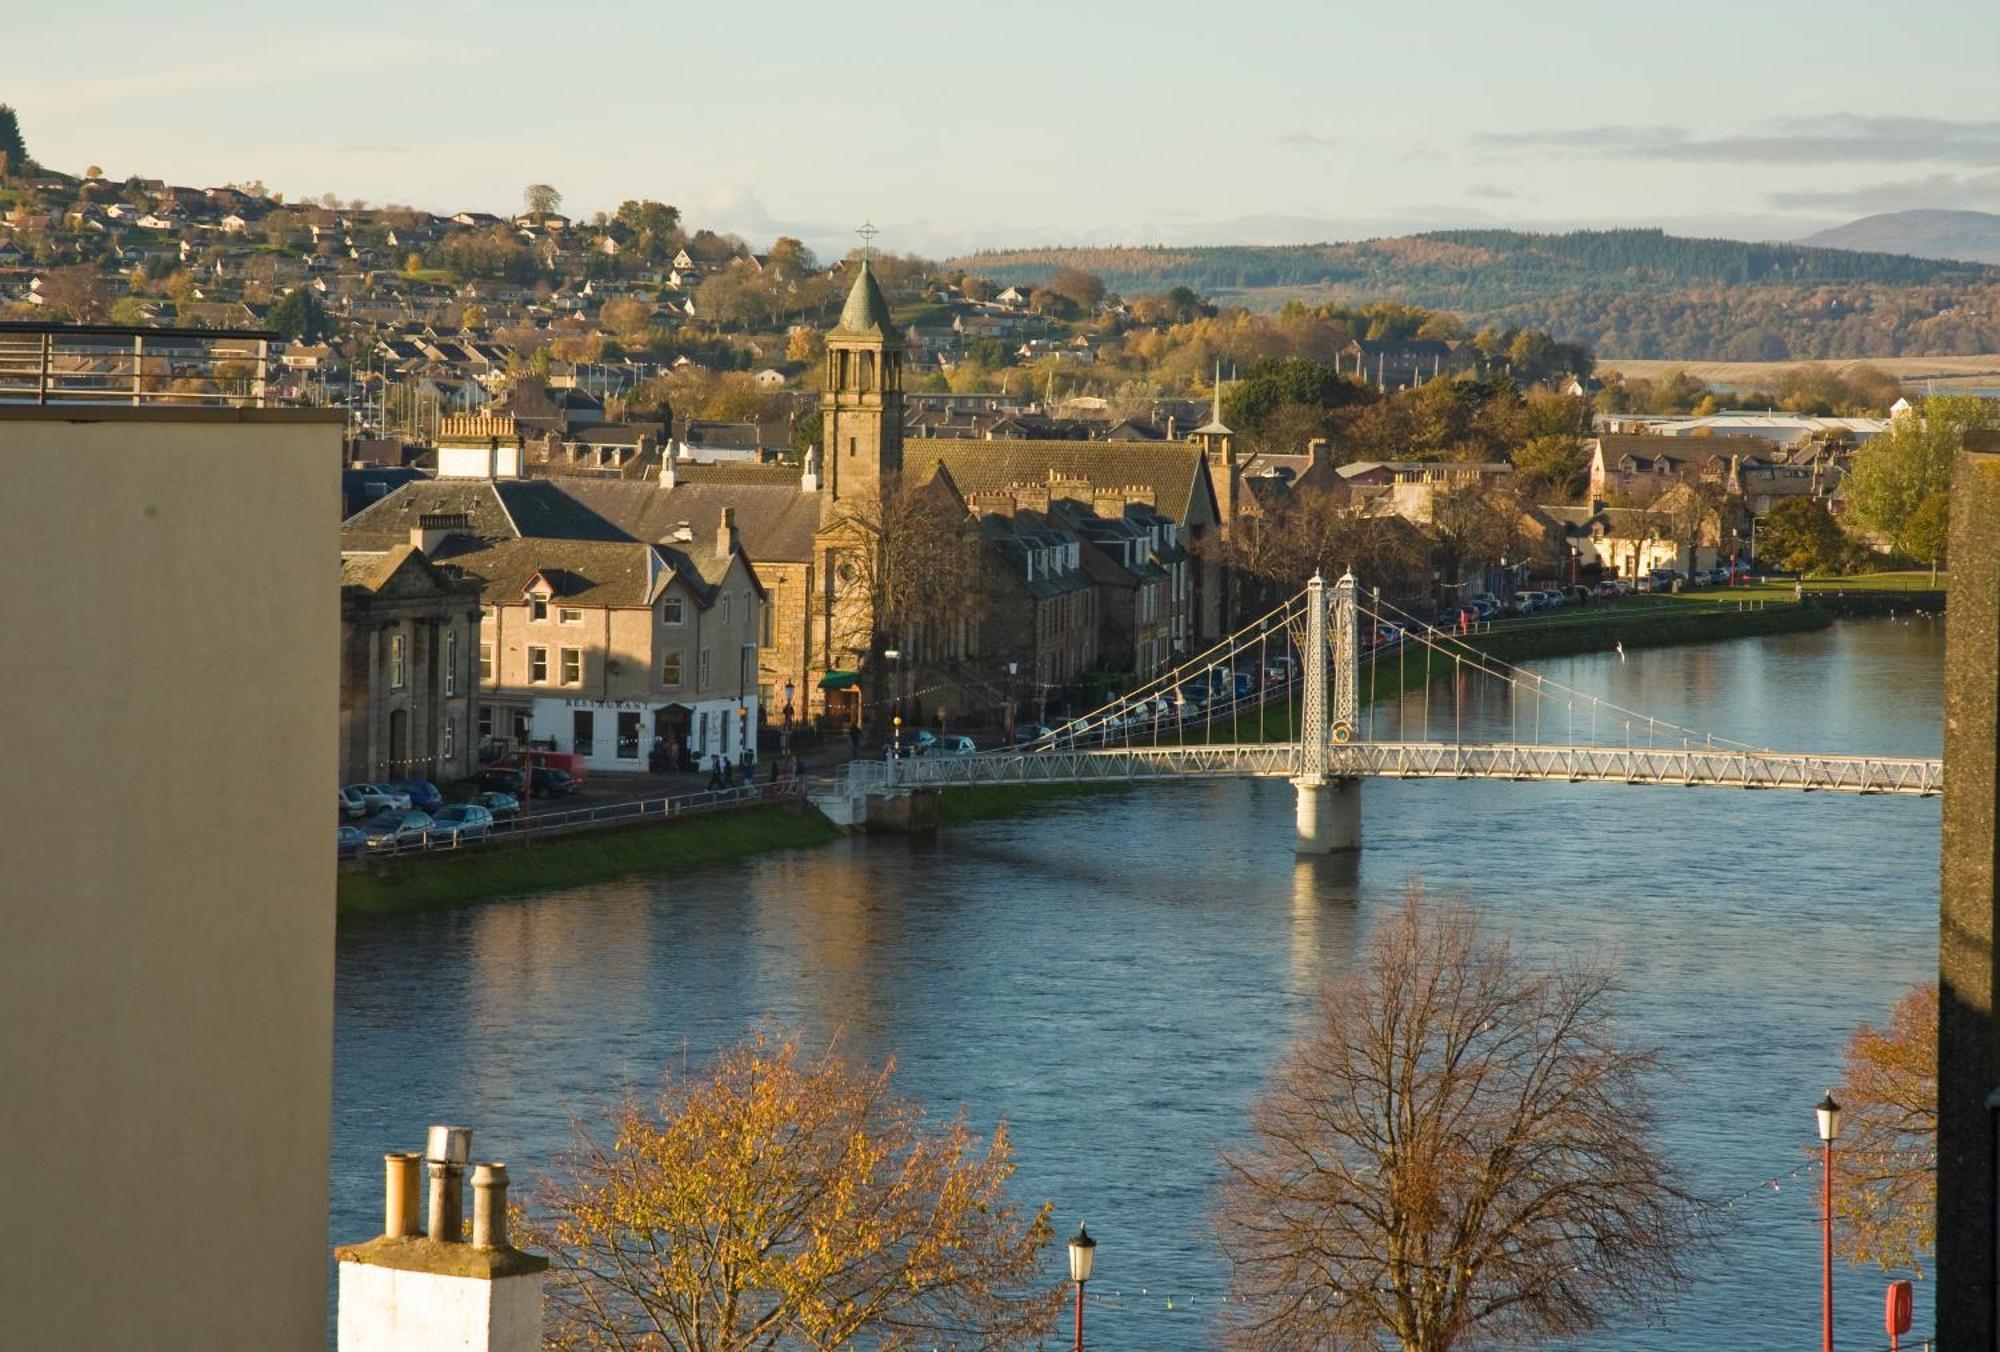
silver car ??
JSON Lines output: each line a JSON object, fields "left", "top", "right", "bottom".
{"left": 361, "top": 809, "right": 433, "bottom": 850}
{"left": 429, "top": 804, "right": 495, "bottom": 841}
{"left": 352, "top": 783, "right": 412, "bottom": 813}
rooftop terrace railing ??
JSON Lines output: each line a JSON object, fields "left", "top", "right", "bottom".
{"left": 0, "top": 322, "right": 276, "bottom": 409}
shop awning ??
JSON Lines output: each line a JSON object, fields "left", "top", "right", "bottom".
{"left": 818, "top": 670, "right": 860, "bottom": 691}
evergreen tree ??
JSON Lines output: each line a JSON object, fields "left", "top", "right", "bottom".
{"left": 264, "top": 288, "right": 329, "bottom": 342}
{"left": 0, "top": 104, "right": 30, "bottom": 176}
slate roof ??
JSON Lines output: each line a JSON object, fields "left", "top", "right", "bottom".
{"left": 560, "top": 478, "right": 822, "bottom": 564}
{"left": 339, "top": 479, "right": 630, "bottom": 552}
{"left": 447, "top": 537, "right": 664, "bottom": 608}
{"left": 914, "top": 438, "right": 1219, "bottom": 527}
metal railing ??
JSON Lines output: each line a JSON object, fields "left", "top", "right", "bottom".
{"left": 877, "top": 741, "right": 1944, "bottom": 797}
{"left": 0, "top": 322, "right": 275, "bottom": 408}
{"left": 347, "top": 779, "right": 804, "bottom": 860}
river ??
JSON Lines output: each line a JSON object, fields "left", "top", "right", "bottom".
{"left": 334, "top": 615, "right": 1945, "bottom": 1348}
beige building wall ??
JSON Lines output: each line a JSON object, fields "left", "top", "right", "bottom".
{"left": 0, "top": 407, "right": 341, "bottom": 1350}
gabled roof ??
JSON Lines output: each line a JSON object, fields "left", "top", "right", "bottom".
{"left": 914, "top": 438, "right": 1220, "bottom": 528}
{"left": 559, "top": 478, "right": 821, "bottom": 564}
{"left": 338, "top": 479, "right": 630, "bottom": 553}
{"left": 449, "top": 537, "right": 667, "bottom": 608}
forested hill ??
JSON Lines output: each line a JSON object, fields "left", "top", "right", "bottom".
{"left": 949, "top": 230, "right": 2000, "bottom": 359}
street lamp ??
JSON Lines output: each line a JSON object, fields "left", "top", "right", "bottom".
{"left": 1067, "top": 1224, "right": 1096, "bottom": 1351}
{"left": 782, "top": 679, "right": 795, "bottom": 733}
{"left": 1817, "top": 1091, "right": 1842, "bottom": 1352}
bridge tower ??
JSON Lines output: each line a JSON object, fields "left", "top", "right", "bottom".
{"left": 1292, "top": 571, "right": 1361, "bottom": 853}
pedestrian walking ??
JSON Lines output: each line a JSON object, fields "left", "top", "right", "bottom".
{"left": 707, "top": 755, "right": 725, "bottom": 792}
{"left": 848, "top": 724, "right": 862, "bottom": 759}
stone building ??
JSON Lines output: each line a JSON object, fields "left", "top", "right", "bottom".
{"left": 454, "top": 513, "right": 766, "bottom": 770}
{"left": 338, "top": 522, "right": 482, "bottom": 785}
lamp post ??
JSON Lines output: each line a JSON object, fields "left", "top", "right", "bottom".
{"left": 1817, "top": 1091, "right": 1842, "bottom": 1352}
{"left": 1067, "top": 1224, "right": 1095, "bottom": 1351}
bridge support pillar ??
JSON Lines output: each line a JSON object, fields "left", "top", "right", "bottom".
{"left": 1292, "top": 776, "right": 1360, "bottom": 854}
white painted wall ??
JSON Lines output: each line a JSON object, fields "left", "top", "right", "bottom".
{"left": 338, "top": 1262, "right": 544, "bottom": 1352}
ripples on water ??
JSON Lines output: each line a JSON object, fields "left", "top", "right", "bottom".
{"left": 334, "top": 617, "right": 1944, "bottom": 1348}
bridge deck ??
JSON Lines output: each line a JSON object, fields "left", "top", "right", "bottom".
{"left": 857, "top": 742, "right": 1942, "bottom": 797}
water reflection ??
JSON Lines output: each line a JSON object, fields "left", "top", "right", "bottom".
{"left": 334, "top": 618, "right": 1944, "bottom": 1349}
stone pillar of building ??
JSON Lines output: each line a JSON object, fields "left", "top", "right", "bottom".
{"left": 364, "top": 624, "right": 383, "bottom": 780}
{"left": 1292, "top": 776, "right": 1360, "bottom": 854}
{"left": 1938, "top": 439, "right": 2000, "bottom": 1347}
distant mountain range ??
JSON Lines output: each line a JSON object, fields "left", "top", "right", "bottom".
{"left": 1801, "top": 210, "right": 2000, "bottom": 265}
{"left": 951, "top": 229, "right": 2000, "bottom": 360}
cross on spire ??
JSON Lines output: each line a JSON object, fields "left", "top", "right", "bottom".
{"left": 856, "top": 220, "right": 879, "bottom": 262}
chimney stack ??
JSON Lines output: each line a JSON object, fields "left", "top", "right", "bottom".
{"left": 717, "top": 506, "right": 739, "bottom": 558}
{"left": 660, "top": 453, "right": 678, "bottom": 488}
{"left": 336, "top": 1125, "right": 549, "bottom": 1352}
{"left": 411, "top": 512, "right": 470, "bottom": 557}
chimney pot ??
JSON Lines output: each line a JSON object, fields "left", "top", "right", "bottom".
{"left": 425, "top": 1124, "right": 473, "bottom": 1243}
{"left": 384, "top": 1152, "right": 421, "bottom": 1239}
{"left": 472, "top": 1163, "right": 511, "bottom": 1249}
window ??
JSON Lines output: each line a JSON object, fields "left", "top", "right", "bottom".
{"left": 558, "top": 607, "right": 583, "bottom": 625}
{"left": 660, "top": 595, "right": 684, "bottom": 625}
{"left": 560, "top": 647, "right": 582, "bottom": 685}
{"left": 661, "top": 650, "right": 684, "bottom": 686}
{"left": 528, "top": 646, "right": 549, "bottom": 683}
{"left": 699, "top": 648, "right": 711, "bottom": 687}
{"left": 444, "top": 628, "right": 458, "bottom": 696}
{"left": 443, "top": 717, "right": 456, "bottom": 759}
{"left": 721, "top": 592, "right": 732, "bottom": 626}
{"left": 389, "top": 633, "right": 406, "bottom": 689}
{"left": 529, "top": 595, "right": 549, "bottom": 622}
{"left": 759, "top": 598, "right": 773, "bottom": 646}
{"left": 479, "top": 640, "right": 494, "bottom": 682}
{"left": 572, "top": 710, "right": 594, "bottom": 757}
{"left": 478, "top": 705, "right": 493, "bottom": 739}
{"left": 616, "top": 711, "right": 642, "bottom": 760}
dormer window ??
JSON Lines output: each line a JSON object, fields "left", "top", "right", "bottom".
{"left": 530, "top": 594, "right": 549, "bottom": 621}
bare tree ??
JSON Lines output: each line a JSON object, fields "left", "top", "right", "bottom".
{"left": 37, "top": 264, "right": 111, "bottom": 323}
{"left": 1835, "top": 982, "right": 1936, "bottom": 1274}
{"left": 821, "top": 469, "right": 986, "bottom": 689}
{"left": 1220, "top": 486, "right": 1426, "bottom": 611}
{"left": 524, "top": 1034, "right": 1060, "bottom": 1350}
{"left": 1216, "top": 890, "right": 1702, "bottom": 1352}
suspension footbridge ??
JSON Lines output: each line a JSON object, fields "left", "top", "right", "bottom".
{"left": 824, "top": 574, "right": 1943, "bottom": 852}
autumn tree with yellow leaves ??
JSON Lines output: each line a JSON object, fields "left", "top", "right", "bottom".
{"left": 524, "top": 1035, "right": 1060, "bottom": 1351}
{"left": 1834, "top": 982, "right": 1937, "bottom": 1275}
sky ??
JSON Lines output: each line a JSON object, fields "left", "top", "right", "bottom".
{"left": 11, "top": 0, "right": 2000, "bottom": 259}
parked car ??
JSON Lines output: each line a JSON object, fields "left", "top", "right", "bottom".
{"left": 1564, "top": 585, "right": 1593, "bottom": 604}
{"left": 338, "top": 786, "right": 368, "bottom": 819}
{"left": 1013, "top": 723, "right": 1056, "bottom": 745}
{"left": 1510, "top": 593, "right": 1539, "bottom": 615}
{"left": 530, "top": 767, "right": 579, "bottom": 799}
{"left": 430, "top": 803, "right": 495, "bottom": 840}
{"left": 1592, "top": 579, "right": 1621, "bottom": 598}
{"left": 393, "top": 778, "right": 443, "bottom": 812}
{"left": 481, "top": 766, "right": 527, "bottom": 794}
{"left": 1469, "top": 592, "right": 1502, "bottom": 612}
{"left": 361, "top": 809, "right": 434, "bottom": 850}
{"left": 336, "top": 824, "right": 365, "bottom": 858}
{"left": 350, "top": 782, "right": 411, "bottom": 813}
{"left": 929, "top": 734, "right": 978, "bottom": 755}
{"left": 475, "top": 791, "right": 520, "bottom": 822}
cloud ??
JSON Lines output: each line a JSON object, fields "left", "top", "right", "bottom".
{"left": 1279, "top": 131, "right": 1343, "bottom": 151}
{"left": 336, "top": 144, "right": 413, "bottom": 155}
{"left": 1478, "top": 115, "right": 2000, "bottom": 166}
{"left": 1465, "top": 183, "right": 1520, "bottom": 200}
{"left": 1770, "top": 168, "right": 2000, "bottom": 213}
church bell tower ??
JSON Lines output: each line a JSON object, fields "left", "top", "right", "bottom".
{"left": 820, "top": 259, "right": 903, "bottom": 520}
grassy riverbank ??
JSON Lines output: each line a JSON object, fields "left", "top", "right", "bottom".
{"left": 337, "top": 804, "right": 840, "bottom": 918}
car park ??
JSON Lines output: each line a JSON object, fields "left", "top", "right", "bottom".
{"left": 1013, "top": 723, "right": 1055, "bottom": 745}
{"left": 338, "top": 786, "right": 368, "bottom": 819}
{"left": 361, "top": 809, "right": 434, "bottom": 850}
{"left": 430, "top": 804, "right": 495, "bottom": 840}
{"left": 481, "top": 766, "right": 527, "bottom": 794}
{"left": 336, "top": 824, "right": 365, "bottom": 858}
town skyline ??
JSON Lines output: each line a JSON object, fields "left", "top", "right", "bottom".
{"left": 12, "top": 0, "right": 2000, "bottom": 258}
